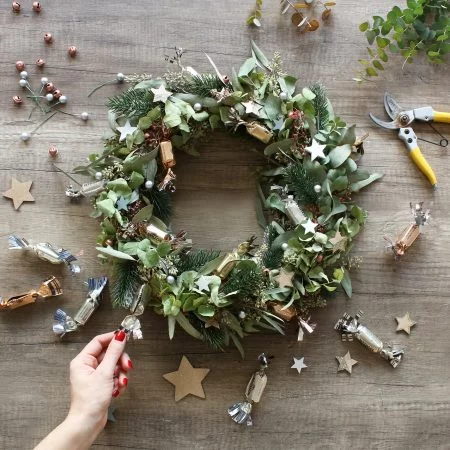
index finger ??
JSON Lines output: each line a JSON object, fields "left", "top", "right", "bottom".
{"left": 78, "top": 332, "right": 116, "bottom": 358}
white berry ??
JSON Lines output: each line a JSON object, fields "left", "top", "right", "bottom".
{"left": 41, "top": 77, "right": 49, "bottom": 85}
{"left": 116, "top": 72, "right": 125, "bottom": 82}
{"left": 19, "top": 79, "right": 28, "bottom": 87}
{"left": 279, "top": 92, "right": 288, "bottom": 101}
{"left": 46, "top": 93, "right": 54, "bottom": 102}
{"left": 20, "top": 132, "right": 30, "bottom": 141}
{"left": 145, "top": 180, "right": 154, "bottom": 189}
{"left": 80, "top": 111, "right": 89, "bottom": 121}
{"left": 193, "top": 102, "right": 202, "bottom": 112}
{"left": 59, "top": 95, "right": 68, "bottom": 104}
{"left": 238, "top": 311, "right": 246, "bottom": 319}
{"left": 314, "top": 184, "right": 322, "bottom": 193}
{"left": 166, "top": 275, "right": 175, "bottom": 284}
{"left": 281, "top": 242, "right": 288, "bottom": 251}
{"left": 20, "top": 71, "right": 28, "bottom": 79}
{"left": 95, "top": 172, "right": 103, "bottom": 180}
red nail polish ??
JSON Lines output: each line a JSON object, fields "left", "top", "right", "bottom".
{"left": 112, "top": 389, "right": 119, "bottom": 398}
{"left": 128, "top": 359, "right": 134, "bottom": 369}
{"left": 123, "top": 377, "right": 128, "bottom": 386}
{"left": 115, "top": 330, "right": 126, "bottom": 342}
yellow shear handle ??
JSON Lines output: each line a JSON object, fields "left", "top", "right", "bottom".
{"left": 433, "top": 111, "right": 450, "bottom": 123}
{"left": 410, "top": 147, "right": 437, "bottom": 188}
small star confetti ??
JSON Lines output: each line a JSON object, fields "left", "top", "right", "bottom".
{"left": 395, "top": 312, "right": 416, "bottom": 335}
{"left": 275, "top": 268, "right": 294, "bottom": 288}
{"left": 291, "top": 357, "right": 307, "bottom": 374}
{"left": 306, "top": 139, "right": 326, "bottom": 161}
{"left": 302, "top": 219, "right": 318, "bottom": 235}
{"left": 151, "top": 85, "right": 173, "bottom": 103}
{"left": 242, "top": 101, "right": 262, "bottom": 116}
{"left": 116, "top": 196, "right": 129, "bottom": 211}
{"left": 116, "top": 120, "right": 137, "bottom": 142}
{"left": 3, "top": 177, "right": 35, "bottom": 210}
{"left": 329, "top": 230, "right": 347, "bottom": 253}
{"left": 336, "top": 351, "right": 358, "bottom": 374}
{"left": 272, "top": 116, "right": 285, "bottom": 131}
{"left": 163, "top": 356, "right": 210, "bottom": 402}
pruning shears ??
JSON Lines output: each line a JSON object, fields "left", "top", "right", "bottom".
{"left": 370, "top": 93, "right": 450, "bottom": 189}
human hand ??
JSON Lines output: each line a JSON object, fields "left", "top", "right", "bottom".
{"left": 67, "top": 331, "right": 133, "bottom": 433}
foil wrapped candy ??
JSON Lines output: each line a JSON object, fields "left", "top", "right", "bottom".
{"left": 335, "top": 311, "right": 404, "bottom": 368}
{"left": 385, "top": 202, "right": 430, "bottom": 259}
{"left": 65, "top": 180, "right": 106, "bottom": 199}
{"left": 228, "top": 353, "right": 270, "bottom": 426}
{"left": 0, "top": 276, "right": 62, "bottom": 310}
{"left": 116, "top": 284, "right": 146, "bottom": 340}
{"left": 53, "top": 276, "right": 108, "bottom": 336}
{"left": 8, "top": 235, "right": 80, "bottom": 274}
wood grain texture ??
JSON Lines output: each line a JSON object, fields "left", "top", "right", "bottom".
{"left": 1, "top": 0, "right": 450, "bottom": 449}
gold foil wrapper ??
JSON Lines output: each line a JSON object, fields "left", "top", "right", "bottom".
{"left": 214, "top": 253, "right": 237, "bottom": 279}
{"left": 246, "top": 122, "right": 273, "bottom": 144}
{"left": 145, "top": 224, "right": 170, "bottom": 241}
{"left": 160, "top": 141, "right": 176, "bottom": 169}
{"left": 0, "top": 276, "right": 62, "bottom": 310}
{"left": 270, "top": 302, "right": 297, "bottom": 321}
{"left": 395, "top": 223, "right": 420, "bottom": 257}
{"left": 158, "top": 168, "right": 176, "bottom": 192}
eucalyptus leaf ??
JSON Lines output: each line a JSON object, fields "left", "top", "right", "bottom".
{"left": 328, "top": 145, "right": 352, "bottom": 168}
{"left": 265, "top": 192, "right": 285, "bottom": 213}
{"left": 341, "top": 268, "right": 352, "bottom": 297}
{"left": 131, "top": 204, "right": 154, "bottom": 224}
{"left": 96, "top": 198, "right": 116, "bottom": 217}
{"left": 350, "top": 173, "right": 383, "bottom": 192}
{"left": 175, "top": 314, "right": 202, "bottom": 340}
{"left": 251, "top": 40, "right": 270, "bottom": 68}
{"left": 96, "top": 246, "right": 136, "bottom": 261}
{"left": 264, "top": 138, "right": 293, "bottom": 156}
{"left": 238, "top": 56, "right": 257, "bottom": 77}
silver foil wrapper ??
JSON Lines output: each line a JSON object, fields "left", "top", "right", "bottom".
{"left": 8, "top": 235, "right": 80, "bottom": 274}
{"left": 116, "top": 284, "right": 146, "bottom": 340}
{"left": 65, "top": 180, "right": 106, "bottom": 199}
{"left": 284, "top": 195, "right": 306, "bottom": 225}
{"left": 334, "top": 311, "right": 404, "bottom": 368}
{"left": 53, "top": 276, "right": 108, "bottom": 337}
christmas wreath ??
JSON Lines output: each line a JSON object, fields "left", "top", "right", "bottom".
{"left": 72, "top": 42, "right": 382, "bottom": 356}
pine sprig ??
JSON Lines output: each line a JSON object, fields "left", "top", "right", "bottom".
{"left": 310, "top": 83, "right": 330, "bottom": 131}
{"left": 222, "top": 263, "right": 264, "bottom": 297}
{"left": 147, "top": 188, "right": 172, "bottom": 223}
{"left": 185, "top": 75, "right": 224, "bottom": 97}
{"left": 110, "top": 260, "right": 141, "bottom": 308}
{"left": 261, "top": 224, "right": 283, "bottom": 270}
{"left": 284, "top": 163, "right": 319, "bottom": 207}
{"left": 107, "top": 88, "right": 153, "bottom": 117}
{"left": 189, "top": 313, "right": 226, "bottom": 351}
{"left": 175, "top": 249, "right": 221, "bottom": 273}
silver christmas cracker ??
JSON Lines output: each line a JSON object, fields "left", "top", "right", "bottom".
{"left": 117, "top": 284, "right": 146, "bottom": 340}
{"left": 284, "top": 195, "right": 306, "bottom": 225}
{"left": 65, "top": 181, "right": 106, "bottom": 198}
{"left": 228, "top": 353, "right": 270, "bottom": 426}
{"left": 8, "top": 235, "right": 80, "bottom": 274}
{"left": 53, "top": 276, "right": 108, "bottom": 337}
{"left": 334, "top": 311, "right": 404, "bottom": 368}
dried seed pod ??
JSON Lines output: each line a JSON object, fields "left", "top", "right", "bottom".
{"left": 15, "top": 61, "right": 25, "bottom": 71}
{"left": 291, "top": 12, "right": 305, "bottom": 27}
{"left": 322, "top": 9, "right": 331, "bottom": 20}
{"left": 36, "top": 58, "right": 45, "bottom": 67}
{"left": 44, "top": 82, "right": 54, "bottom": 92}
{"left": 68, "top": 46, "right": 77, "bottom": 57}
{"left": 12, "top": 1, "right": 21, "bottom": 13}
{"left": 44, "top": 32, "right": 53, "bottom": 43}
{"left": 12, "top": 95, "right": 23, "bottom": 105}
{"left": 305, "top": 19, "right": 320, "bottom": 31}
{"left": 32, "top": 1, "right": 41, "bottom": 12}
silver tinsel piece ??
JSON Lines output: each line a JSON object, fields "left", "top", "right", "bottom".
{"left": 228, "top": 402, "right": 253, "bottom": 426}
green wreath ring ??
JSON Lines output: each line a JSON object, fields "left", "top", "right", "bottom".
{"left": 73, "top": 42, "right": 382, "bottom": 356}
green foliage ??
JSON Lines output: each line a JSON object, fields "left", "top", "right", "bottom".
{"left": 284, "top": 163, "right": 320, "bottom": 207}
{"left": 184, "top": 75, "right": 224, "bottom": 97}
{"left": 356, "top": 0, "right": 450, "bottom": 81}
{"left": 261, "top": 224, "right": 284, "bottom": 269}
{"left": 146, "top": 187, "right": 172, "bottom": 222}
{"left": 222, "top": 261, "right": 264, "bottom": 297}
{"left": 189, "top": 313, "right": 226, "bottom": 351}
{"left": 175, "top": 249, "right": 222, "bottom": 273}
{"left": 247, "top": 0, "right": 263, "bottom": 27}
{"left": 107, "top": 88, "right": 153, "bottom": 117}
{"left": 110, "top": 260, "right": 141, "bottom": 308}
{"left": 309, "top": 83, "right": 330, "bottom": 131}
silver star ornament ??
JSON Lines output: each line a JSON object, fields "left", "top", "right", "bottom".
{"left": 151, "top": 84, "right": 173, "bottom": 103}
{"left": 302, "top": 219, "right": 318, "bottom": 235}
{"left": 116, "top": 120, "right": 138, "bottom": 142}
{"left": 306, "top": 139, "right": 326, "bottom": 161}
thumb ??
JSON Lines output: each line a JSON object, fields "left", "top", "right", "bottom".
{"left": 99, "top": 330, "right": 127, "bottom": 374}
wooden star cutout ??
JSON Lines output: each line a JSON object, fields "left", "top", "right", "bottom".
{"left": 275, "top": 268, "right": 294, "bottom": 288}
{"left": 163, "top": 356, "right": 210, "bottom": 402}
{"left": 306, "top": 139, "right": 326, "bottom": 161}
{"left": 329, "top": 230, "right": 347, "bottom": 253}
{"left": 291, "top": 356, "right": 307, "bottom": 374}
{"left": 116, "top": 120, "right": 138, "bottom": 142}
{"left": 204, "top": 318, "right": 221, "bottom": 329}
{"left": 336, "top": 351, "right": 358, "bottom": 374}
{"left": 3, "top": 177, "right": 35, "bottom": 210}
{"left": 195, "top": 275, "right": 215, "bottom": 292}
{"left": 395, "top": 312, "right": 416, "bottom": 335}
{"left": 242, "top": 101, "right": 262, "bottom": 116}
{"left": 151, "top": 85, "right": 173, "bottom": 103}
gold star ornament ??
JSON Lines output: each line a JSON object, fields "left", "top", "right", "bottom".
{"left": 3, "top": 177, "right": 35, "bottom": 210}
{"left": 336, "top": 351, "right": 358, "bottom": 374}
{"left": 395, "top": 312, "right": 416, "bottom": 335}
{"left": 163, "top": 356, "right": 210, "bottom": 402}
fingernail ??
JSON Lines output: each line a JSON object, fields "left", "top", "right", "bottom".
{"left": 128, "top": 359, "right": 134, "bottom": 369}
{"left": 112, "top": 389, "right": 120, "bottom": 398}
{"left": 115, "top": 330, "right": 126, "bottom": 342}
{"left": 122, "top": 377, "right": 128, "bottom": 386}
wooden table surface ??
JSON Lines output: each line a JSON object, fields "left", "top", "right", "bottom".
{"left": 1, "top": 1, "right": 449, "bottom": 449}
